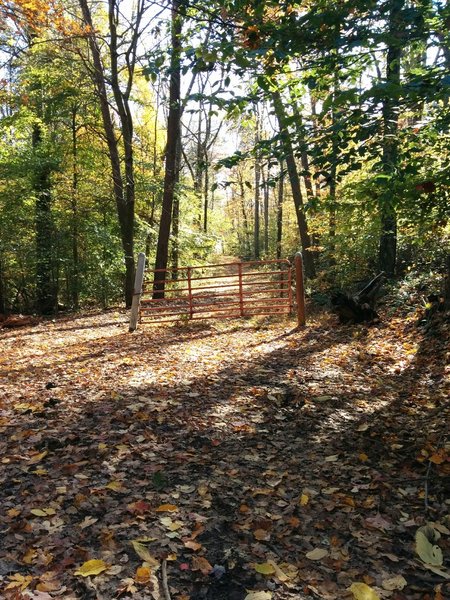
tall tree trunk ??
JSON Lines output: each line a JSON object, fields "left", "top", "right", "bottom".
{"left": 254, "top": 118, "right": 261, "bottom": 260}
{"left": 263, "top": 166, "right": 269, "bottom": 255}
{"left": 203, "top": 162, "right": 209, "bottom": 232}
{"left": 276, "top": 161, "right": 284, "bottom": 260}
{"left": 379, "top": 0, "right": 403, "bottom": 276}
{"left": 78, "top": 0, "right": 136, "bottom": 307}
{"left": 170, "top": 140, "right": 182, "bottom": 277}
{"left": 33, "top": 123, "right": 57, "bottom": 314}
{"left": 272, "top": 90, "right": 315, "bottom": 278}
{"left": 238, "top": 174, "right": 251, "bottom": 257}
{"left": 153, "top": 0, "right": 182, "bottom": 298}
{"left": 71, "top": 105, "right": 80, "bottom": 309}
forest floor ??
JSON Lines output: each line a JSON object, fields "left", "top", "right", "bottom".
{"left": 0, "top": 299, "right": 449, "bottom": 600}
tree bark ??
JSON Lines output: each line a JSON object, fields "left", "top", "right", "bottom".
{"left": 78, "top": 0, "right": 136, "bottom": 307}
{"left": 379, "top": 0, "right": 403, "bottom": 276}
{"left": 276, "top": 160, "right": 284, "bottom": 260}
{"left": 153, "top": 0, "right": 182, "bottom": 298}
{"left": 71, "top": 105, "right": 80, "bottom": 309}
{"left": 33, "top": 123, "right": 57, "bottom": 314}
{"left": 272, "top": 89, "right": 315, "bottom": 278}
{"left": 254, "top": 118, "right": 261, "bottom": 259}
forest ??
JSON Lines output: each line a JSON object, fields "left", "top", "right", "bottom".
{"left": 0, "top": 0, "right": 449, "bottom": 599}
{"left": 0, "top": 0, "right": 448, "bottom": 312}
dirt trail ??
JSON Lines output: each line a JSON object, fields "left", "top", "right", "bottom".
{"left": 0, "top": 309, "right": 448, "bottom": 599}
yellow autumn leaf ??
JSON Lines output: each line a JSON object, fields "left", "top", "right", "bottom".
{"left": 254, "top": 562, "right": 276, "bottom": 575}
{"left": 74, "top": 559, "right": 108, "bottom": 577}
{"left": 130, "top": 541, "right": 160, "bottom": 568}
{"left": 155, "top": 503, "right": 178, "bottom": 512}
{"left": 28, "top": 451, "right": 48, "bottom": 464}
{"left": 350, "top": 582, "right": 381, "bottom": 600}
{"left": 5, "top": 574, "right": 33, "bottom": 591}
{"left": 30, "top": 507, "right": 56, "bottom": 517}
{"left": 266, "top": 560, "right": 289, "bottom": 582}
{"left": 299, "top": 493, "right": 309, "bottom": 506}
{"left": 135, "top": 565, "right": 151, "bottom": 584}
{"left": 22, "top": 548, "right": 37, "bottom": 564}
{"left": 106, "top": 480, "right": 124, "bottom": 491}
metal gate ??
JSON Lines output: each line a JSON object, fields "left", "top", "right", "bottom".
{"left": 129, "top": 254, "right": 305, "bottom": 330}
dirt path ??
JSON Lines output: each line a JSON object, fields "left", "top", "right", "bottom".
{"left": 0, "top": 309, "right": 448, "bottom": 599}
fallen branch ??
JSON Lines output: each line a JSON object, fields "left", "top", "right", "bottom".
{"left": 161, "top": 559, "right": 172, "bottom": 600}
{"left": 331, "top": 273, "right": 384, "bottom": 324}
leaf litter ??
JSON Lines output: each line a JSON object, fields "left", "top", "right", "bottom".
{"left": 0, "top": 307, "right": 448, "bottom": 599}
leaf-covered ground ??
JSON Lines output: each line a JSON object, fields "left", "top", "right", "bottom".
{"left": 0, "top": 304, "right": 448, "bottom": 600}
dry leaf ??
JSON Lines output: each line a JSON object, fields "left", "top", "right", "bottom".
{"left": 299, "top": 493, "right": 309, "bottom": 506}
{"left": 349, "top": 582, "right": 381, "bottom": 600}
{"left": 254, "top": 562, "right": 276, "bottom": 575}
{"left": 135, "top": 566, "right": 151, "bottom": 584}
{"left": 155, "top": 503, "right": 178, "bottom": 512}
{"left": 30, "top": 508, "right": 56, "bottom": 517}
{"left": 130, "top": 541, "right": 160, "bottom": 568}
{"left": 29, "top": 451, "right": 48, "bottom": 464}
{"left": 254, "top": 528, "right": 270, "bottom": 541}
{"left": 184, "top": 540, "right": 202, "bottom": 551}
{"left": 415, "top": 530, "right": 443, "bottom": 566}
{"left": 381, "top": 575, "right": 407, "bottom": 591}
{"left": 244, "top": 592, "right": 272, "bottom": 600}
{"left": 305, "top": 548, "right": 328, "bottom": 561}
{"left": 6, "top": 574, "right": 33, "bottom": 591}
{"left": 191, "top": 556, "right": 212, "bottom": 575}
{"left": 74, "top": 559, "right": 108, "bottom": 577}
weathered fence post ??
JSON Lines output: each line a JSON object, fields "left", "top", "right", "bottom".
{"left": 294, "top": 252, "right": 306, "bottom": 327}
{"left": 238, "top": 262, "right": 244, "bottom": 317}
{"left": 187, "top": 267, "right": 193, "bottom": 319}
{"left": 129, "top": 252, "right": 146, "bottom": 332}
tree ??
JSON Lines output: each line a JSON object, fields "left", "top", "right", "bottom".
{"left": 78, "top": 0, "right": 147, "bottom": 307}
{"left": 153, "top": 0, "right": 182, "bottom": 298}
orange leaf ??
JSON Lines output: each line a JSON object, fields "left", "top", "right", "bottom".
{"left": 135, "top": 566, "right": 151, "bottom": 584}
{"left": 191, "top": 556, "right": 213, "bottom": 575}
{"left": 184, "top": 540, "right": 202, "bottom": 551}
{"left": 155, "top": 504, "right": 178, "bottom": 512}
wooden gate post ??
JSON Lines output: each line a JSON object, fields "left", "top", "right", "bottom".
{"left": 294, "top": 252, "right": 306, "bottom": 327}
{"left": 129, "top": 252, "right": 146, "bottom": 332}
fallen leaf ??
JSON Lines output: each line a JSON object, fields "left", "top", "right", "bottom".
{"left": 381, "top": 575, "right": 407, "bottom": 591}
{"left": 79, "top": 516, "right": 98, "bottom": 529}
{"left": 74, "top": 559, "right": 108, "bottom": 577}
{"left": 254, "top": 528, "right": 270, "bottom": 541}
{"left": 130, "top": 541, "right": 160, "bottom": 568}
{"left": 135, "top": 566, "right": 151, "bottom": 584}
{"left": 30, "top": 508, "right": 56, "bottom": 517}
{"left": 254, "top": 562, "right": 276, "bottom": 575}
{"left": 191, "top": 556, "right": 212, "bottom": 575}
{"left": 155, "top": 503, "right": 178, "bottom": 512}
{"left": 349, "top": 582, "right": 381, "bottom": 600}
{"left": 28, "top": 451, "right": 48, "bottom": 464}
{"left": 5, "top": 573, "right": 33, "bottom": 591}
{"left": 106, "top": 480, "right": 124, "bottom": 491}
{"left": 184, "top": 540, "right": 202, "bottom": 551}
{"left": 244, "top": 592, "right": 272, "bottom": 600}
{"left": 415, "top": 530, "right": 443, "bottom": 566}
{"left": 299, "top": 493, "right": 309, "bottom": 506}
{"left": 305, "top": 548, "right": 328, "bottom": 561}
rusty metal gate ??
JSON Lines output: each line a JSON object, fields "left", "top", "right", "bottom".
{"left": 129, "top": 254, "right": 305, "bottom": 330}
